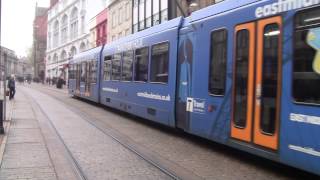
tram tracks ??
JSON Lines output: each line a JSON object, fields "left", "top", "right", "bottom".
{"left": 25, "top": 86, "right": 202, "bottom": 180}
{"left": 21, "top": 89, "right": 89, "bottom": 180}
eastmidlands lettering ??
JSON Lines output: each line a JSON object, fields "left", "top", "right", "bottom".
{"left": 256, "top": 0, "right": 320, "bottom": 18}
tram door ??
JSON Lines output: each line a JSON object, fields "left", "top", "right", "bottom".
{"left": 76, "top": 64, "right": 81, "bottom": 94}
{"left": 85, "top": 62, "right": 91, "bottom": 96}
{"left": 231, "top": 16, "right": 282, "bottom": 150}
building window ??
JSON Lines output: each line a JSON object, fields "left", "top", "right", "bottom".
{"left": 126, "top": 2, "right": 130, "bottom": 20}
{"left": 146, "top": 0, "right": 152, "bottom": 28}
{"left": 112, "top": 11, "right": 117, "bottom": 27}
{"left": 125, "top": 29, "right": 130, "bottom": 36}
{"left": 81, "top": 15, "right": 85, "bottom": 34}
{"left": 104, "top": 56, "right": 112, "bottom": 81}
{"left": 118, "top": 7, "right": 122, "bottom": 25}
{"left": 122, "top": 51, "right": 133, "bottom": 81}
{"left": 153, "top": 0, "right": 160, "bottom": 25}
{"left": 53, "top": 21, "right": 59, "bottom": 47}
{"left": 209, "top": 29, "right": 227, "bottom": 96}
{"left": 61, "top": 15, "right": 68, "bottom": 44}
{"left": 48, "top": 32, "right": 52, "bottom": 49}
{"left": 70, "top": 8, "right": 78, "bottom": 40}
{"left": 133, "top": 0, "right": 139, "bottom": 33}
{"left": 150, "top": 42, "right": 169, "bottom": 83}
{"left": 134, "top": 47, "right": 149, "bottom": 82}
{"left": 160, "top": 0, "right": 168, "bottom": 23}
{"left": 293, "top": 8, "right": 320, "bottom": 105}
{"left": 112, "top": 53, "right": 121, "bottom": 81}
{"left": 139, "top": 0, "right": 145, "bottom": 31}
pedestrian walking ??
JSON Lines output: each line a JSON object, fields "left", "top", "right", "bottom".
{"left": 8, "top": 74, "right": 16, "bottom": 100}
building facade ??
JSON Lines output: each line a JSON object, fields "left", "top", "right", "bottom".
{"left": 132, "top": 0, "right": 224, "bottom": 33}
{"left": 16, "top": 57, "right": 34, "bottom": 78}
{"left": 1, "top": 46, "right": 19, "bottom": 78}
{"left": 89, "top": 8, "right": 108, "bottom": 48}
{"left": 46, "top": 0, "right": 89, "bottom": 80}
{"left": 107, "top": 0, "right": 132, "bottom": 42}
{"left": 33, "top": 5, "right": 48, "bottom": 81}
{"left": 46, "top": 0, "right": 105, "bottom": 80}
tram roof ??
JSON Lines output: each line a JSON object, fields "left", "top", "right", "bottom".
{"left": 71, "top": 46, "right": 102, "bottom": 63}
{"left": 185, "top": 0, "right": 261, "bottom": 24}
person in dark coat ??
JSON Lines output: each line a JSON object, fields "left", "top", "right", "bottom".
{"left": 8, "top": 75, "right": 16, "bottom": 100}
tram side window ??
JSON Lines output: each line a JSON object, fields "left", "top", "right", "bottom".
{"left": 104, "top": 56, "right": 112, "bottom": 81}
{"left": 233, "top": 29, "right": 250, "bottom": 128}
{"left": 122, "top": 50, "right": 133, "bottom": 81}
{"left": 112, "top": 53, "right": 122, "bottom": 81}
{"left": 91, "top": 61, "right": 97, "bottom": 83}
{"left": 293, "top": 8, "right": 320, "bottom": 104}
{"left": 68, "top": 65, "right": 75, "bottom": 79}
{"left": 134, "top": 47, "right": 149, "bottom": 82}
{"left": 261, "top": 23, "right": 280, "bottom": 135}
{"left": 150, "top": 42, "right": 169, "bottom": 83}
{"left": 209, "top": 29, "right": 227, "bottom": 95}
{"left": 80, "top": 62, "right": 86, "bottom": 82}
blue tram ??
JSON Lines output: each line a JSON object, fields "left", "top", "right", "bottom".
{"left": 69, "top": 0, "right": 320, "bottom": 175}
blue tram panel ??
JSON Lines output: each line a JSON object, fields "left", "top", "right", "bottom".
{"left": 99, "top": 17, "right": 182, "bottom": 127}
{"left": 68, "top": 0, "right": 320, "bottom": 176}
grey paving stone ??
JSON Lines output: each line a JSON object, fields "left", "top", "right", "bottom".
{"left": 11, "top": 119, "right": 39, "bottom": 129}
{"left": 0, "top": 166, "right": 57, "bottom": 180}
{"left": 23, "top": 87, "right": 171, "bottom": 180}
{"left": 1, "top": 143, "right": 52, "bottom": 169}
{"left": 11, "top": 111, "right": 35, "bottom": 119}
{"left": 7, "top": 128, "right": 43, "bottom": 144}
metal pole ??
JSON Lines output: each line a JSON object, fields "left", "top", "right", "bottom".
{"left": 0, "top": 0, "right": 4, "bottom": 134}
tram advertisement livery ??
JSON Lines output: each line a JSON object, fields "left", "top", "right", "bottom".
{"left": 69, "top": 0, "right": 320, "bottom": 176}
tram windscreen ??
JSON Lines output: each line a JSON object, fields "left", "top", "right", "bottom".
{"left": 293, "top": 8, "right": 320, "bottom": 105}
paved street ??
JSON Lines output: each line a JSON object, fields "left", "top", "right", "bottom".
{"left": 0, "top": 84, "right": 317, "bottom": 180}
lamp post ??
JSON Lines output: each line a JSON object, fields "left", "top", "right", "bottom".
{"left": 33, "top": 26, "right": 39, "bottom": 80}
{"left": 0, "top": 0, "right": 4, "bottom": 134}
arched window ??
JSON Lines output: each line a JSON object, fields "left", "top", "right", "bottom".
{"left": 48, "top": 31, "right": 51, "bottom": 49}
{"left": 53, "top": 53, "right": 58, "bottom": 63}
{"left": 70, "top": 8, "right": 78, "bottom": 40}
{"left": 47, "top": 56, "right": 51, "bottom": 64}
{"left": 60, "top": 50, "right": 67, "bottom": 62}
{"left": 70, "top": 46, "right": 77, "bottom": 57}
{"left": 53, "top": 21, "right": 59, "bottom": 47}
{"left": 61, "top": 15, "right": 68, "bottom": 44}
{"left": 80, "top": 42, "right": 86, "bottom": 52}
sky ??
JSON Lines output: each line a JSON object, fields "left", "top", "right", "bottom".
{"left": 1, "top": 0, "right": 50, "bottom": 57}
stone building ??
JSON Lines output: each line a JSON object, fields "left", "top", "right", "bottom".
{"left": 107, "top": 0, "right": 132, "bottom": 42}
{"left": 0, "top": 46, "right": 19, "bottom": 78}
{"left": 46, "top": 0, "right": 106, "bottom": 80}
{"left": 33, "top": 5, "right": 48, "bottom": 81}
